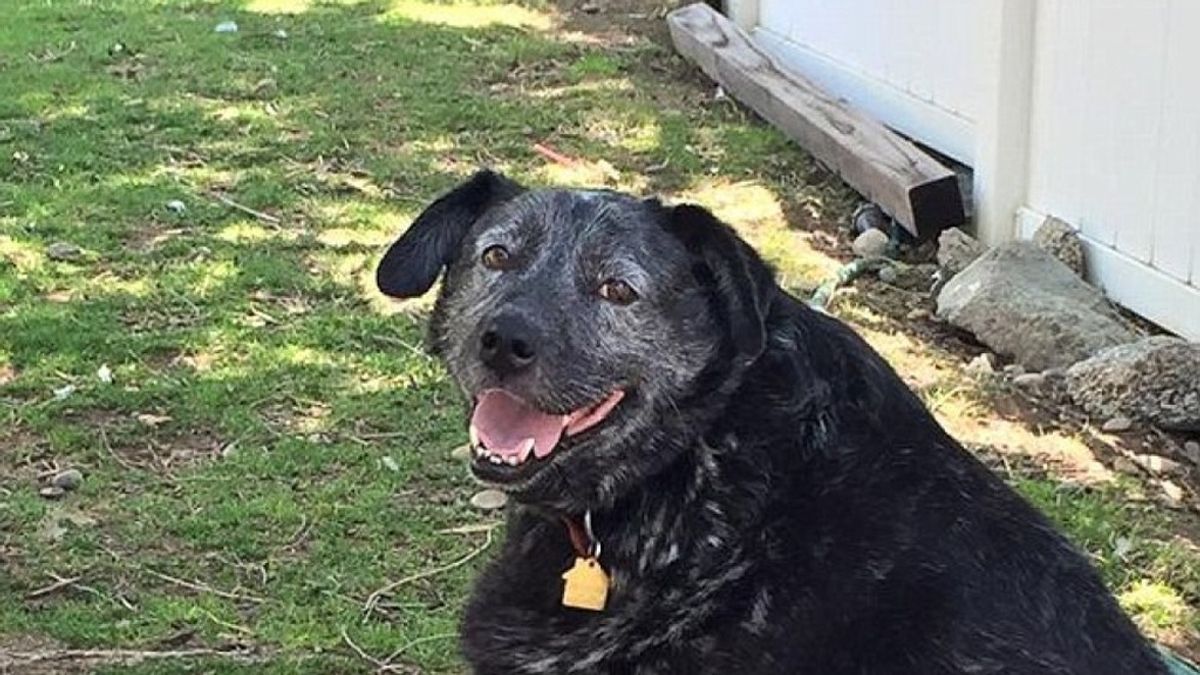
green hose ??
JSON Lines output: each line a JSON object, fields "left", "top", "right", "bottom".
{"left": 807, "top": 257, "right": 889, "bottom": 310}
{"left": 1161, "top": 646, "right": 1200, "bottom": 675}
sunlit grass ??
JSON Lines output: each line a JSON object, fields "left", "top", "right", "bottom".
{"left": 1, "top": 0, "right": 1196, "bottom": 670}
{"left": 244, "top": 0, "right": 314, "bottom": 13}
{"left": 1123, "top": 580, "right": 1196, "bottom": 634}
{"left": 0, "top": 236, "right": 45, "bottom": 273}
{"left": 380, "top": 0, "right": 552, "bottom": 29}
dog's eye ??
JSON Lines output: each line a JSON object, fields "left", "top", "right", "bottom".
{"left": 481, "top": 245, "right": 512, "bottom": 270}
{"left": 598, "top": 279, "right": 638, "bottom": 305}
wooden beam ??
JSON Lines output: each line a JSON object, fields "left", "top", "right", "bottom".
{"left": 668, "top": 3, "right": 965, "bottom": 239}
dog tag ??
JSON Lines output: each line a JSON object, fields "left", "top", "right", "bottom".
{"left": 561, "top": 556, "right": 609, "bottom": 611}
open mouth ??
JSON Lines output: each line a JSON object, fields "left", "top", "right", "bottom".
{"left": 467, "top": 388, "right": 625, "bottom": 481}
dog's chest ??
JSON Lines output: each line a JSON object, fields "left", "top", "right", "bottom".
{"left": 462, "top": 520, "right": 779, "bottom": 674}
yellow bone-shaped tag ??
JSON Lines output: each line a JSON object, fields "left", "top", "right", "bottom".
{"left": 561, "top": 556, "right": 609, "bottom": 611}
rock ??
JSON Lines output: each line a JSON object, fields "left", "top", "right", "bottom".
{"left": 450, "top": 444, "right": 472, "bottom": 461}
{"left": 1065, "top": 336, "right": 1200, "bottom": 431}
{"left": 852, "top": 228, "right": 890, "bottom": 259}
{"left": 1158, "top": 480, "right": 1184, "bottom": 508}
{"left": 1183, "top": 441, "right": 1200, "bottom": 466}
{"left": 46, "top": 242, "right": 82, "bottom": 261}
{"left": 906, "top": 308, "right": 929, "bottom": 321}
{"left": 935, "top": 227, "right": 984, "bottom": 277}
{"left": 214, "top": 20, "right": 238, "bottom": 33}
{"left": 966, "top": 352, "right": 997, "bottom": 375}
{"left": 51, "top": 469, "right": 83, "bottom": 491}
{"left": 165, "top": 199, "right": 187, "bottom": 214}
{"left": 1112, "top": 457, "right": 1139, "bottom": 474}
{"left": 1130, "top": 454, "right": 1184, "bottom": 477}
{"left": 936, "top": 242, "right": 1137, "bottom": 371}
{"left": 470, "top": 489, "right": 507, "bottom": 511}
{"left": 1101, "top": 416, "right": 1133, "bottom": 433}
{"left": 1012, "top": 373, "right": 1046, "bottom": 389}
{"left": 1003, "top": 364, "right": 1026, "bottom": 376}
{"left": 1032, "top": 216, "right": 1085, "bottom": 277}
{"left": 851, "top": 202, "right": 887, "bottom": 235}
{"left": 904, "top": 239, "right": 940, "bottom": 265}
{"left": 878, "top": 263, "right": 938, "bottom": 292}
{"left": 39, "top": 486, "right": 66, "bottom": 500}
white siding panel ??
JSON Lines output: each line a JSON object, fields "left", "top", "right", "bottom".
{"left": 755, "top": 0, "right": 982, "bottom": 163}
{"left": 754, "top": 0, "right": 1200, "bottom": 335}
{"left": 1151, "top": 0, "right": 1200, "bottom": 283}
{"left": 1026, "top": 0, "right": 1197, "bottom": 281}
{"left": 1099, "top": 3, "right": 1166, "bottom": 262}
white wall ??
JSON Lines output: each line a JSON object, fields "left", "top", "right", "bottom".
{"left": 752, "top": 0, "right": 984, "bottom": 164}
{"left": 740, "top": 0, "right": 1200, "bottom": 339}
{"left": 1023, "top": 0, "right": 1200, "bottom": 339}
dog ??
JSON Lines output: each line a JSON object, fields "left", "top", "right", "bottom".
{"left": 375, "top": 170, "right": 1169, "bottom": 674}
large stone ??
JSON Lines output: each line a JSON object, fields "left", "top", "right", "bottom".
{"left": 936, "top": 227, "right": 984, "bottom": 277}
{"left": 1032, "top": 216, "right": 1085, "bottom": 277}
{"left": 936, "top": 242, "right": 1137, "bottom": 371}
{"left": 1065, "top": 336, "right": 1200, "bottom": 431}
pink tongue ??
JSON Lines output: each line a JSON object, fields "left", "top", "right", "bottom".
{"left": 470, "top": 390, "right": 567, "bottom": 459}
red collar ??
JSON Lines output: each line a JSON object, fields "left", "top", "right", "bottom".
{"left": 561, "top": 515, "right": 591, "bottom": 558}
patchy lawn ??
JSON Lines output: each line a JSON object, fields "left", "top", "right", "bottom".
{"left": 0, "top": 0, "right": 1197, "bottom": 672}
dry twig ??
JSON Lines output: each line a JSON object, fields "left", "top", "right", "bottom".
{"left": 24, "top": 574, "right": 83, "bottom": 600}
{"left": 0, "top": 646, "right": 264, "bottom": 666}
{"left": 144, "top": 568, "right": 265, "bottom": 605}
{"left": 208, "top": 191, "right": 281, "bottom": 224}
{"left": 341, "top": 628, "right": 389, "bottom": 671}
{"left": 361, "top": 529, "right": 493, "bottom": 620}
{"left": 100, "top": 426, "right": 139, "bottom": 472}
{"left": 382, "top": 632, "right": 456, "bottom": 667}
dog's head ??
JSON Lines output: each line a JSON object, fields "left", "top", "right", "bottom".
{"left": 377, "top": 169, "right": 775, "bottom": 511}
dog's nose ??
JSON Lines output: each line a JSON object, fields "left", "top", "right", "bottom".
{"left": 480, "top": 314, "right": 538, "bottom": 376}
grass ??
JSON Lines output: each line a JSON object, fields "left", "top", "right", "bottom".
{"left": 1, "top": 0, "right": 1197, "bottom": 672}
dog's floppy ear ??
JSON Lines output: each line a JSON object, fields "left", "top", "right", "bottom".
{"left": 667, "top": 203, "right": 777, "bottom": 364}
{"left": 376, "top": 169, "right": 524, "bottom": 298}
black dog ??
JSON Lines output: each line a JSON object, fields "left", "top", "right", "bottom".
{"left": 376, "top": 170, "right": 1168, "bottom": 674}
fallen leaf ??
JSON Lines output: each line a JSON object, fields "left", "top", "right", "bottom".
{"left": 135, "top": 412, "right": 172, "bottom": 427}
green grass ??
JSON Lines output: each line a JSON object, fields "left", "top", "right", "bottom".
{"left": 1, "top": 0, "right": 1197, "bottom": 671}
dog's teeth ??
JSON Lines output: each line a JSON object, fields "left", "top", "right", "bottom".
{"left": 469, "top": 424, "right": 480, "bottom": 449}
{"left": 517, "top": 438, "right": 535, "bottom": 463}
{"left": 503, "top": 455, "right": 518, "bottom": 466}
{"left": 488, "top": 454, "right": 503, "bottom": 465}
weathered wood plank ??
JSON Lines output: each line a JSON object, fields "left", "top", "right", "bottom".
{"left": 667, "top": 3, "right": 964, "bottom": 238}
